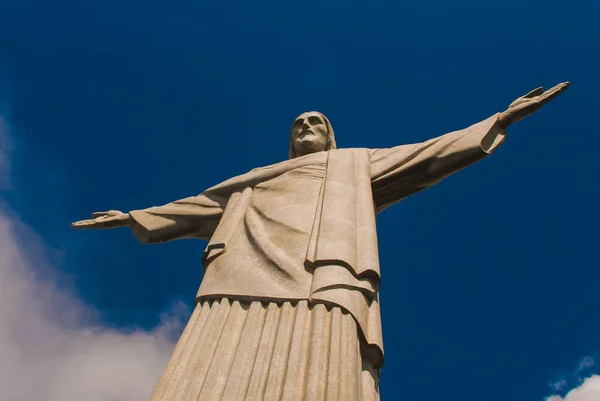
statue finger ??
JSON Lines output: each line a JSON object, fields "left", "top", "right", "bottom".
{"left": 523, "top": 87, "right": 545, "bottom": 98}
{"left": 539, "top": 82, "right": 570, "bottom": 104}
{"left": 544, "top": 82, "right": 570, "bottom": 96}
{"left": 91, "top": 211, "right": 110, "bottom": 218}
{"left": 71, "top": 219, "right": 101, "bottom": 229}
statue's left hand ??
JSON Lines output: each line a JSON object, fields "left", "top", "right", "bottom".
{"left": 497, "top": 82, "right": 570, "bottom": 129}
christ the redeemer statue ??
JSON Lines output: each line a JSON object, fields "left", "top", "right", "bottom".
{"left": 73, "top": 82, "right": 569, "bottom": 401}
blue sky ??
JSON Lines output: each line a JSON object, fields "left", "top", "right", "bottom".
{"left": 0, "top": 0, "right": 599, "bottom": 400}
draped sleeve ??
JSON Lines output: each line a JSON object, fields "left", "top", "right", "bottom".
{"left": 128, "top": 192, "right": 228, "bottom": 243}
{"left": 369, "top": 113, "right": 506, "bottom": 212}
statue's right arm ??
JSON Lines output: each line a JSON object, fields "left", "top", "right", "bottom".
{"left": 71, "top": 192, "right": 228, "bottom": 244}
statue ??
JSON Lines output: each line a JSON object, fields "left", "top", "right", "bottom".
{"left": 72, "top": 82, "right": 570, "bottom": 401}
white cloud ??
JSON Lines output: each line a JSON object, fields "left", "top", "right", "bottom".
{"left": 546, "top": 375, "right": 600, "bottom": 401}
{"left": 546, "top": 356, "right": 599, "bottom": 401}
{"left": 0, "top": 115, "right": 184, "bottom": 400}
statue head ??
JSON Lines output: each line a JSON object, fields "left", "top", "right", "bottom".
{"left": 289, "top": 111, "right": 337, "bottom": 159}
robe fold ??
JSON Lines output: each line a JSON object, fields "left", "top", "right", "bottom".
{"left": 130, "top": 114, "right": 505, "bottom": 399}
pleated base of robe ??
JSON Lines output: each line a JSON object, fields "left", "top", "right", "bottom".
{"left": 149, "top": 298, "right": 381, "bottom": 401}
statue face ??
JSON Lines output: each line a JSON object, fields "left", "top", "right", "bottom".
{"left": 291, "top": 112, "right": 329, "bottom": 156}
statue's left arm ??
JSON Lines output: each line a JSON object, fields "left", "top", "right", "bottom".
{"left": 370, "top": 114, "right": 504, "bottom": 211}
{"left": 370, "top": 82, "right": 569, "bottom": 212}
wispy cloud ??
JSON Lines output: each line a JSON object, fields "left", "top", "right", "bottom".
{"left": 0, "top": 112, "right": 183, "bottom": 400}
{"left": 551, "top": 379, "right": 568, "bottom": 392}
{"left": 576, "top": 357, "right": 595, "bottom": 375}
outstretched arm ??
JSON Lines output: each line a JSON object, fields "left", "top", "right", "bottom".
{"left": 71, "top": 192, "right": 227, "bottom": 243}
{"left": 370, "top": 82, "right": 570, "bottom": 212}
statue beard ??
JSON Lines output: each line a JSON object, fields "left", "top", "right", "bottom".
{"left": 293, "top": 138, "right": 327, "bottom": 156}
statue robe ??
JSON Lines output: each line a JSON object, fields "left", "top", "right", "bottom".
{"left": 130, "top": 114, "right": 505, "bottom": 400}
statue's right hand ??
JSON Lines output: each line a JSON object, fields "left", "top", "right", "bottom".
{"left": 71, "top": 210, "right": 131, "bottom": 229}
